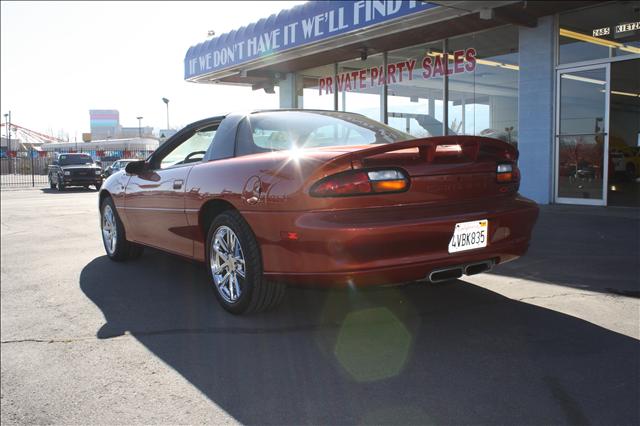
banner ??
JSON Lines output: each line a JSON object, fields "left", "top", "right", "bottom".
{"left": 185, "top": 1, "right": 438, "bottom": 79}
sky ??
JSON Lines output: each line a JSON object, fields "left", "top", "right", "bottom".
{"left": 0, "top": 1, "right": 305, "bottom": 141}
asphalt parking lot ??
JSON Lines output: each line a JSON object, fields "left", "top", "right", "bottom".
{"left": 1, "top": 188, "right": 639, "bottom": 425}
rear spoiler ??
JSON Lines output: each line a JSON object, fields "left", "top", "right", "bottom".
{"left": 324, "top": 136, "right": 518, "bottom": 171}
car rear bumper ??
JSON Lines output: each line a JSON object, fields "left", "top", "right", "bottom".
{"left": 243, "top": 195, "right": 539, "bottom": 287}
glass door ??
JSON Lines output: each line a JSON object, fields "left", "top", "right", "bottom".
{"left": 555, "top": 64, "right": 610, "bottom": 205}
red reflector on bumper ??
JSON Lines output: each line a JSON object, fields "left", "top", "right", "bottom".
{"left": 280, "top": 231, "right": 299, "bottom": 240}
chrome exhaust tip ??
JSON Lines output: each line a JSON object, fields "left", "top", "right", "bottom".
{"left": 427, "top": 260, "right": 494, "bottom": 283}
{"left": 429, "top": 267, "right": 463, "bottom": 283}
{"left": 464, "top": 260, "right": 493, "bottom": 276}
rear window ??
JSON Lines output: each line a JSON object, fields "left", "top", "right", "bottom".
{"left": 236, "top": 111, "right": 413, "bottom": 156}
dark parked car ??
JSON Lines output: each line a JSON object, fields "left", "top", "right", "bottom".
{"left": 102, "top": 159, "right": 137, "bottom": 178}
{"left": 48, "top": 153, "right": 103, "bottom": 191}
{"left": 99, "top": 110, "right": 539, "bottom": 314}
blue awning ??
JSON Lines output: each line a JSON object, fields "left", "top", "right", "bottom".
{"left": 184, "top": 1, "right": 439, "bottom": 81}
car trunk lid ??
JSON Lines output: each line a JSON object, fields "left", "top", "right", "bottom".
{"left": 299, "top": 136, "right": 520, "bottom": 210}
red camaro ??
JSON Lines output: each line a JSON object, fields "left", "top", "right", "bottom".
{"left": 99, "top": 110, "right": 538, "bottom": 314}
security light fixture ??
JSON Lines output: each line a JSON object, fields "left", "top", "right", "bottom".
{"left": 479, "top": 7, "right": 494, "bottom": 20}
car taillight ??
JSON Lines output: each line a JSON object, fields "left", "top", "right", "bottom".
{"left": 310, "top": 169, "right": 409, "bottom": 197}
{"left": 496, "top": 162, "right": 520, "bottom": 183}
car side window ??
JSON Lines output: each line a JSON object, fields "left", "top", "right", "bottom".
{"left": 159, "top": 126, "right": 217, "bottom": 169}
{"left": 235, "top": 118, "right": 287, "bottom": 157}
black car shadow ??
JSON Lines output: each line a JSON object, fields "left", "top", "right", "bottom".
{"left": 487, "top": 206, "right": 640, "bottom": 297}
{"left": 80, "top": 250, "right": 639, "bottom": 425}
{"left": 40, "top": 187, "right": 99, "bottom": 194}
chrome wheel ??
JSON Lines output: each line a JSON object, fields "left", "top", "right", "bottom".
{"left": 210, "top": 226, "right": 245, "bottom": 303}
{"left": 102, "top": 204, "right": 117, "bottom": 255}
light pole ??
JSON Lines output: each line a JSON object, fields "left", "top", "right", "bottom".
{"left": 4, "top": 111, "right": 11, "bottom": 173}
{"left": 4, "top": 111, "right": 11, "bottom": 150}
{"left": 162, "top": 97, "right": 170, "bottom": 130}
{"left": 136, "top": 116, "right": 143, "bottom": 138}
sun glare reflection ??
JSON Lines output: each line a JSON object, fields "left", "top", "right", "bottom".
{"left": 334, "top": 307, "right": 413, "bottom": 382}
{"left": 287, "top": 146, "right": 304, "bottom": 162}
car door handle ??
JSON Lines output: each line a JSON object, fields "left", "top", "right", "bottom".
{"left": 173, "top": 179, "right": 184, "bottom": 190}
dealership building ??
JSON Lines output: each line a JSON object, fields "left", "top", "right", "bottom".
{"left": 185, "top": 1, "right": 640, "bottom": 207}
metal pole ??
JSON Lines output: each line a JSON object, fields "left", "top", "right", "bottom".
{"left": 7, "top": 111, "right": 12, "bottom": 175}
{"left": 2, "top": 113, "right": 6, "bottom": 178}
{"left": 162, "top": 98, "right": 170, "bottom": 131}
{"left": 333, "top": 63, "right": 338, "bottom": 111}
{"left": 31, "top": 148, "right": 35, "bottom": 187}
{"left": 382, "top": 52, "right": 388, "bottom": 124}
{"left": 442, "top": 39, "right": 449, "bottom": 136}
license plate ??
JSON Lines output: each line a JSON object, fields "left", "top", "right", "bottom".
{"left": 448, "top": 219, "right": 488, "bottom": 253}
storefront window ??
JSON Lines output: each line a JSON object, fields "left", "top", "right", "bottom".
{"left": 387, "top": 41, "right": 444, "bottom": 137}
{"left": 299, "top": 64, "right": 335, "bottom": 110}
{"left": 608, "top": 59, "right": 640, "bottom": 207}
{"left": 299, "top": 27, "right": 523, "bottom": 145}
{"left": 559, "top": 2, "right": 640, "bottom": 65}
{"left": 447, "top": 26, "right": 519, "bottom": 146}
{"left": 336, "top": 54, "right": 385, "bottom": 122}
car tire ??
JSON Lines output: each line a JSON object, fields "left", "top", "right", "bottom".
{"left": 206, "top": 210, "right": 285, "bottom": 314}
{"left": 49, "top": 178, "right": 57, "bottom": 189}
{"left": 94, "top": 183, "right": 102, "bottom": 191}
{"left": 100, "top": 197, "right": 144, "bottom": 261}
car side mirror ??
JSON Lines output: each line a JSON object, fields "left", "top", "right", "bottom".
{"left": 125, "top": 160, "right": 148, "bottom": 175}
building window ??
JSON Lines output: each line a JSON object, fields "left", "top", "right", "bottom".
{"left": 298, "top": 27, "right": 522, "bottom": 145}
{"left": 299, "top": 64, "right": 335, "bottom": 110}
{"left": 447, "top": 26, "right": 519, "bottom": 146}
{"left": 559, "top": 2, "right": 640, "bottom": 65}
{"left": 336, "top": 53, "right": 385, "bottom": 122}
{"left": 387, "top": 41, "right": 445, "bottom": 137}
